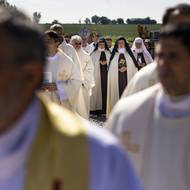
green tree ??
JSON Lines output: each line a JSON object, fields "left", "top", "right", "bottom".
{"left": 117, "top": 18, "right": 124, "bottom": 24}
{"left": 84, "top": 18, "right": 91, "bottom": 24}
{"left": 91, "top": 15, "right": 100, "bottom": 24}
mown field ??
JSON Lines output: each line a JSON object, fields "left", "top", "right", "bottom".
{"left": 41, "top": 24, "right": 161, "bottom": 42}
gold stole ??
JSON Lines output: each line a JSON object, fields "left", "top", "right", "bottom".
{"left": 24, "top": 96, "right": 89, "bottom": 190}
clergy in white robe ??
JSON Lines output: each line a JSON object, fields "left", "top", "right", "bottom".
{"left": 50, "top": 24, "right": 84, "bottom": 84}
{"left": 107, "top": 36, "right": 138, "bottom": 116}
{"left": 107, "top": 24, "right": 190, "bottom": 190}
{"left": 90, "top": 38, "right": 111, "bottom": 115}
{"left": 43, "top": 31, "right": 81, "bottom": 112}
{"left": 71, "top": 35, "right": 95, "bottom": 119}
{"left": 131, "top": 37, "right": 153, "bottom": 69}
{"left": 121, "top": 62, "right": 158, "bottom": 97}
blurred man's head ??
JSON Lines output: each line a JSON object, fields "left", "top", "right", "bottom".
{"left": 163, "top": 3, "right": 190, "bottom": 25}
{"left": 0, "top": 7, "right": 46, "bottom": 132}
{"left": 155, "top": 24, "right": 190, "bottom": 97}
{"left": 50, "top": 24, "right": 64, "bottom": 36}
{"left": 44, "top": 30, "right": 61, "bottom": 56}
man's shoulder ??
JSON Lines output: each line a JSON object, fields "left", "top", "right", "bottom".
{"left": 38, "top": 94, "right": 120, "bottom": 146}
{"left": 87, "top": 124, "right": 120, "bottom": 148}
{"left": 60, "top": 41, "right": 75, "bottom": 53}
{"left": 108, "top": 84, "right": 160, "bottom": 135}
{"left": 38, "top": 94, "right": 86, "bottom": 136}
{"left": 112, "top": 84, "right": 160, "bottom": 118}
{"left": 57, "top": 49, "right": 73, "bottom": 63}
{"left": 135, "top": 62, "right": 157, "bottom": 79}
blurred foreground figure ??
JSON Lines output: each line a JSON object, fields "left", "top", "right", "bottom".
{"left": 122, "top": 3, "right": 190, "bottom": 98}
{"left": 0, "top": 7, "right": 142, "bottom": 190}
{"left": 108, "top": 24, "right": 190, "bottom": 190}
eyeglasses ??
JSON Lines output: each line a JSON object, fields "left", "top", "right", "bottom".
{"left": 75, "top": 42, "right": 81, "bottom": 45}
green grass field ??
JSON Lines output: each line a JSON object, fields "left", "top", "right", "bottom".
{"left": 41, "top": 24, "right": 161, "bottom": 42}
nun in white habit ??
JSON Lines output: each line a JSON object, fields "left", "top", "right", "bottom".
{"left": 131, "top": 37, "right": 153, "bottom": 69}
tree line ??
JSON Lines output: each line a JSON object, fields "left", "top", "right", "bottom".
{"left": 84, "top": 15, "right": 157, "bottom": 25}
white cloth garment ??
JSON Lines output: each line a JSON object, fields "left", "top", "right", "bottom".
{"left": 108, "top": 84, "right": 190, "bottom": 190}
{"left": 76, "top": 48, "right": 95, "bottom": 118}
{"left": 107, "top": 51, "right": 137, "bottom": 115}
{"left": 44, "top": 49, "right": 82, "bottom": 111}
{"left": 122, "top": 62, "right": 158, "bottom": 97}
{"left": 90, "top": 50, "right": 111, "bottom": 111}
{"left": 59, "top": 40, "right": 84, "bottom": 82}
{"left": 131, "top": 37, "right": 153, "bottom": 64}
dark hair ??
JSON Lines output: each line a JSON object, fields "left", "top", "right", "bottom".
{"left": 162, "top": 3, "right": 190, "bottom": 25}
{"left": 45, "top": 30, "right": 63, "bottom": 44}
{"left": 0, "top": 7, "right": 46, "bottom": 66}
{"left": 109, "top": 36, "right": 140, "bottom": 70}
{"left": 91, "top": 38, "right": 110, "bottom": 54}
{"left": 159, "top": 24, "right": 190, "bottom": 52}
{"left": 50, "top": 23, "right": 63, "bottom": 30}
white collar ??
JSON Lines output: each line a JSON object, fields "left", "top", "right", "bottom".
{"left": 156, "top": 88, "right": 190, "bottom": 118}
{"left": 47, "top": 52, "right": 59, "bottom": 61}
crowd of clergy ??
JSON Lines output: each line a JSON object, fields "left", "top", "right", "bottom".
{"left": 1, "top": 2, "right": 190, "bottom": 190}
{"left": 42, "top": 25, "right": 153, "bottom": 119}
{"left": 41, "top": 3, "right": 190, "bottom": 190}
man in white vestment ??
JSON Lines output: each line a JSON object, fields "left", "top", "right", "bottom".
{"left": 107, "top": 24, "right": 190, "bottom": 190}
{"left": 131, "top": 37, "right": 153, "bottom": 69}
{"left": 50, "top": 24, "right": 84, "bottom": 84}
{"left": 107, "top": 36, "right": 138, "bottom": 115}
{"left": 71, "top": 35, "right": 95, "bottom": 119}
{"left": 42, "top": 31, "right": 81, "bottom": 111}
{"left": 122, "top": 3, "right": 190, "bottom": 98}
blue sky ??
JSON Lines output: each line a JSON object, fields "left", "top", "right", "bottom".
{"left": 8, "top": 0, "right": 189, "bottom": 23}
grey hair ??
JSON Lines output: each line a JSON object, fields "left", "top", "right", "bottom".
{"left": 70, "top": 35, "right": 82, "bottom": 45}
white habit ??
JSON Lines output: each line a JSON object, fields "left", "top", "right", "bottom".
{"left": 131, "top": 37, "right": 153, "bottom": 66}
{"left": 90, "top": 50, "right": 111, "bottom": 111}
{"left": 107, "top": 51, "right": 137, "bottom": 115}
